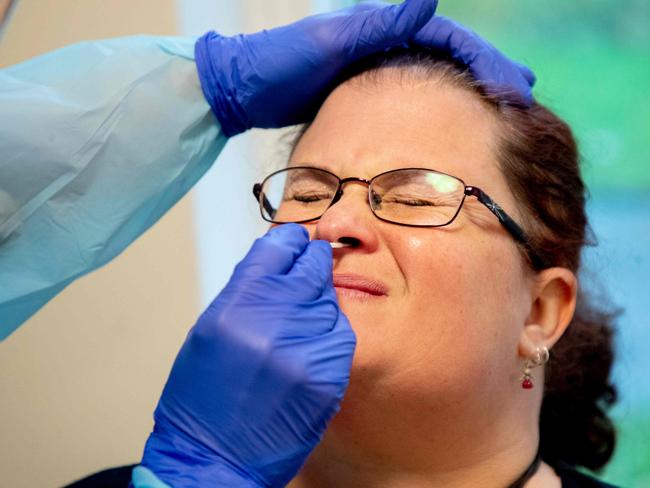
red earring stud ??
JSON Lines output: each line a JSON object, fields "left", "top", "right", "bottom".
{"left": 520, "top": 346, "right": 550, "bottom": 390}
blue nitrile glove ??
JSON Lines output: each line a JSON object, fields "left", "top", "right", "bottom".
{"left": 140, "top": 224, "right": 356, "bottom": 488}
{"left": 412, "top": 14, "right": 536, "bottom": 106}
{"left": 194, "top": 0, "right": 438, "bottom": 136}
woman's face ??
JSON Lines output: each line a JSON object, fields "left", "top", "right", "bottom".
{"left": 289, "top": 70, "right": 536, "bottom": 446}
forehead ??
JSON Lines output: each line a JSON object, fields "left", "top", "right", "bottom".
{"left": 290, "top": 73, "right": 504, "bottom": 192}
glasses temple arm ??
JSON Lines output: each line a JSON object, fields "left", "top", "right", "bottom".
{"left": 465, "top": 186, "right": 549, "bottom": 269}
{"left": 253, "top": 184, "right": 276, "bottom": 219}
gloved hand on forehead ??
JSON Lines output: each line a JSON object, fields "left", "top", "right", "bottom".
{"left": 195, "top": 0, "right": 536, "bottom": 138}
{"left": 195, "top": 0, "right": 438, "bottom": 136}
{"left": 139, "top": 224, "right": 356, "bottom": 487}
{"left": 412, "top": 14, "right": 536, "bottom": 106}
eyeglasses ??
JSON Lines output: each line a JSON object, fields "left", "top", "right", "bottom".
{"left": 252, "top": 166, "right": 548, "bottom": 269}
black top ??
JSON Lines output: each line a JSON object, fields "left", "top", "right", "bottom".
{"left": 62, "top": 462, "right": 622, "bottom": 487}
{"left": 555, "top": 461, "right": 621, "bottom": 488}
{"left": 62, "top": 464, "right": 137, "bottom": 487}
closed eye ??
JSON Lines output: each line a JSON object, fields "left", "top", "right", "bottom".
{"left": 285, "top": 192, "right": 333, "bottom": 203}
{"left": 382, "top": 197, "right": 437, "bottom": 206}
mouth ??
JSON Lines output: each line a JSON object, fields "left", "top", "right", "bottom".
{"left": 332, "top": 273, "right": 389, "bottom": 300}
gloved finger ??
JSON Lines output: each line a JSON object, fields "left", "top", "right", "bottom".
{"left": 286, "top": 239, "right": 334, "bottom": 301}
{"left": 292, "top": 327, "right": 355, "bottom": 398}
{"left": 412, "top": 15, "right": 534, "bottom": 106}
{"left": 352, "top": 0, "right": 438, "bottom": 55}
{"left": 322, "top": 307, "right": 357, "bottom": 379}
{"left": 515, "top": 61, "right": 536, "bottom": 86}
{"left": 233, "top": 223, "right": 309, "bottom": 279}
{"left": 271, "top": 292, "right": 340, "bottom": 338}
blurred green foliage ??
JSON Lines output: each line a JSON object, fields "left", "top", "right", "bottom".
{"left": 354, "top": 0, "right": 650, "bottom": 192}
{"left": 435, "top": 0, "right": 650, "bottom": 193}
{"left": 601, "top": 410, "right": 650, "bottom": 486}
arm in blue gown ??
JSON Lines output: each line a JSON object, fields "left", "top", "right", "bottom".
{"left": 0, "top": 36, "right": 228, "bottom": 340}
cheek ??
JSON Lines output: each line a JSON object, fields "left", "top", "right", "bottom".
{"left": 381, "top": 230, "right": 521, "bottom": 396}
{"left": 400, "top": 233, "right": 486, "bottom": 348}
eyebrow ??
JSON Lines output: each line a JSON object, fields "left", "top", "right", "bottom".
{"left": 287, "top": 161, "right": 332, "bottom": 172}
{"left": 285, "top": 166, "right": 338, "bottom": 186}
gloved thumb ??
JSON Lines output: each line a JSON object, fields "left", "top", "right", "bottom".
{"left": 353, "top": 0, "right": 438, "bottom": 53}
{"left": 287, "top": 239, "right": 334, "bottom": 302}
{"left": 233, "top": 224, "right": 309, "bottom": 280}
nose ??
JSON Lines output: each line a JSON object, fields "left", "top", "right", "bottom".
{"left": 311, "top": 183, "right": 380, "bottom": 252}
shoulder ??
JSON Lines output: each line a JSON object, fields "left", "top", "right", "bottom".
{"left": 62, "top": 464, "right": 138, "bottom": 487}
{"left": 553, "top": 462, "right": 621, "bottom": 488}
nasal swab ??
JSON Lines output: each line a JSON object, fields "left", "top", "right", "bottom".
{"left": 329, "top": 241, "right": 352, "bottom": 248}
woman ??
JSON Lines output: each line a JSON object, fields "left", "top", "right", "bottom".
{"left": 136, "top": 50, "right": 618, "bottom": 488}
{"left": 276, "top": 50, "right": 619, "bottom": 487}
{"left": 282, "top": 52, "right": 614, "bottom": 488}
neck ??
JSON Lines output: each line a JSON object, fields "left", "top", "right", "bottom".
{"left": 288, "top": 437, "right": 539, "bottom": 488}
{"left": 287, "top": 382, "right": 545, "bottom": 488}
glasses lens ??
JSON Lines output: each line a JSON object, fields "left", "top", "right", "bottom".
{"left": 259, "top": 167, "right": 339, "bottom": 223}
{"left": 371, "top": 169, "right": 465, "bottom": 226}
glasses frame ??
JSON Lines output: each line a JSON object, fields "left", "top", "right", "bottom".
{"left": 253, "top": 166, "right": 548, "bottom": 269}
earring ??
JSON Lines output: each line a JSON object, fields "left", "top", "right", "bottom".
{"left": 520, "top": 345, "right": 550, "bottom": 389}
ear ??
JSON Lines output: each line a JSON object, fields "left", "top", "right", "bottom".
{"left": 518, "top": 267, "right": 578, "bottom": 359}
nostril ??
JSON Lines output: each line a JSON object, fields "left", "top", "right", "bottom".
{"left": 338, "top": 237, "right": 360, "bottom": 248}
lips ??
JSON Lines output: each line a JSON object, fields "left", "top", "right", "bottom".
{"left": 332, "top": 273, "right": 389, "bottom": 297}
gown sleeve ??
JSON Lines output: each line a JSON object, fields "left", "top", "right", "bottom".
{"left": 0, "top": 35, "right": 228, "bottom": 340}
{"left": 130, "top": 465, "right": 172, "bottom": 488}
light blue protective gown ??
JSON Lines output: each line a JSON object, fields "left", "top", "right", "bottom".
{"left": 131, "top": 465, "right": 171, "bottom": 488}
{"left": 0, "top": 36, "right": 228, "bottom": 341}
